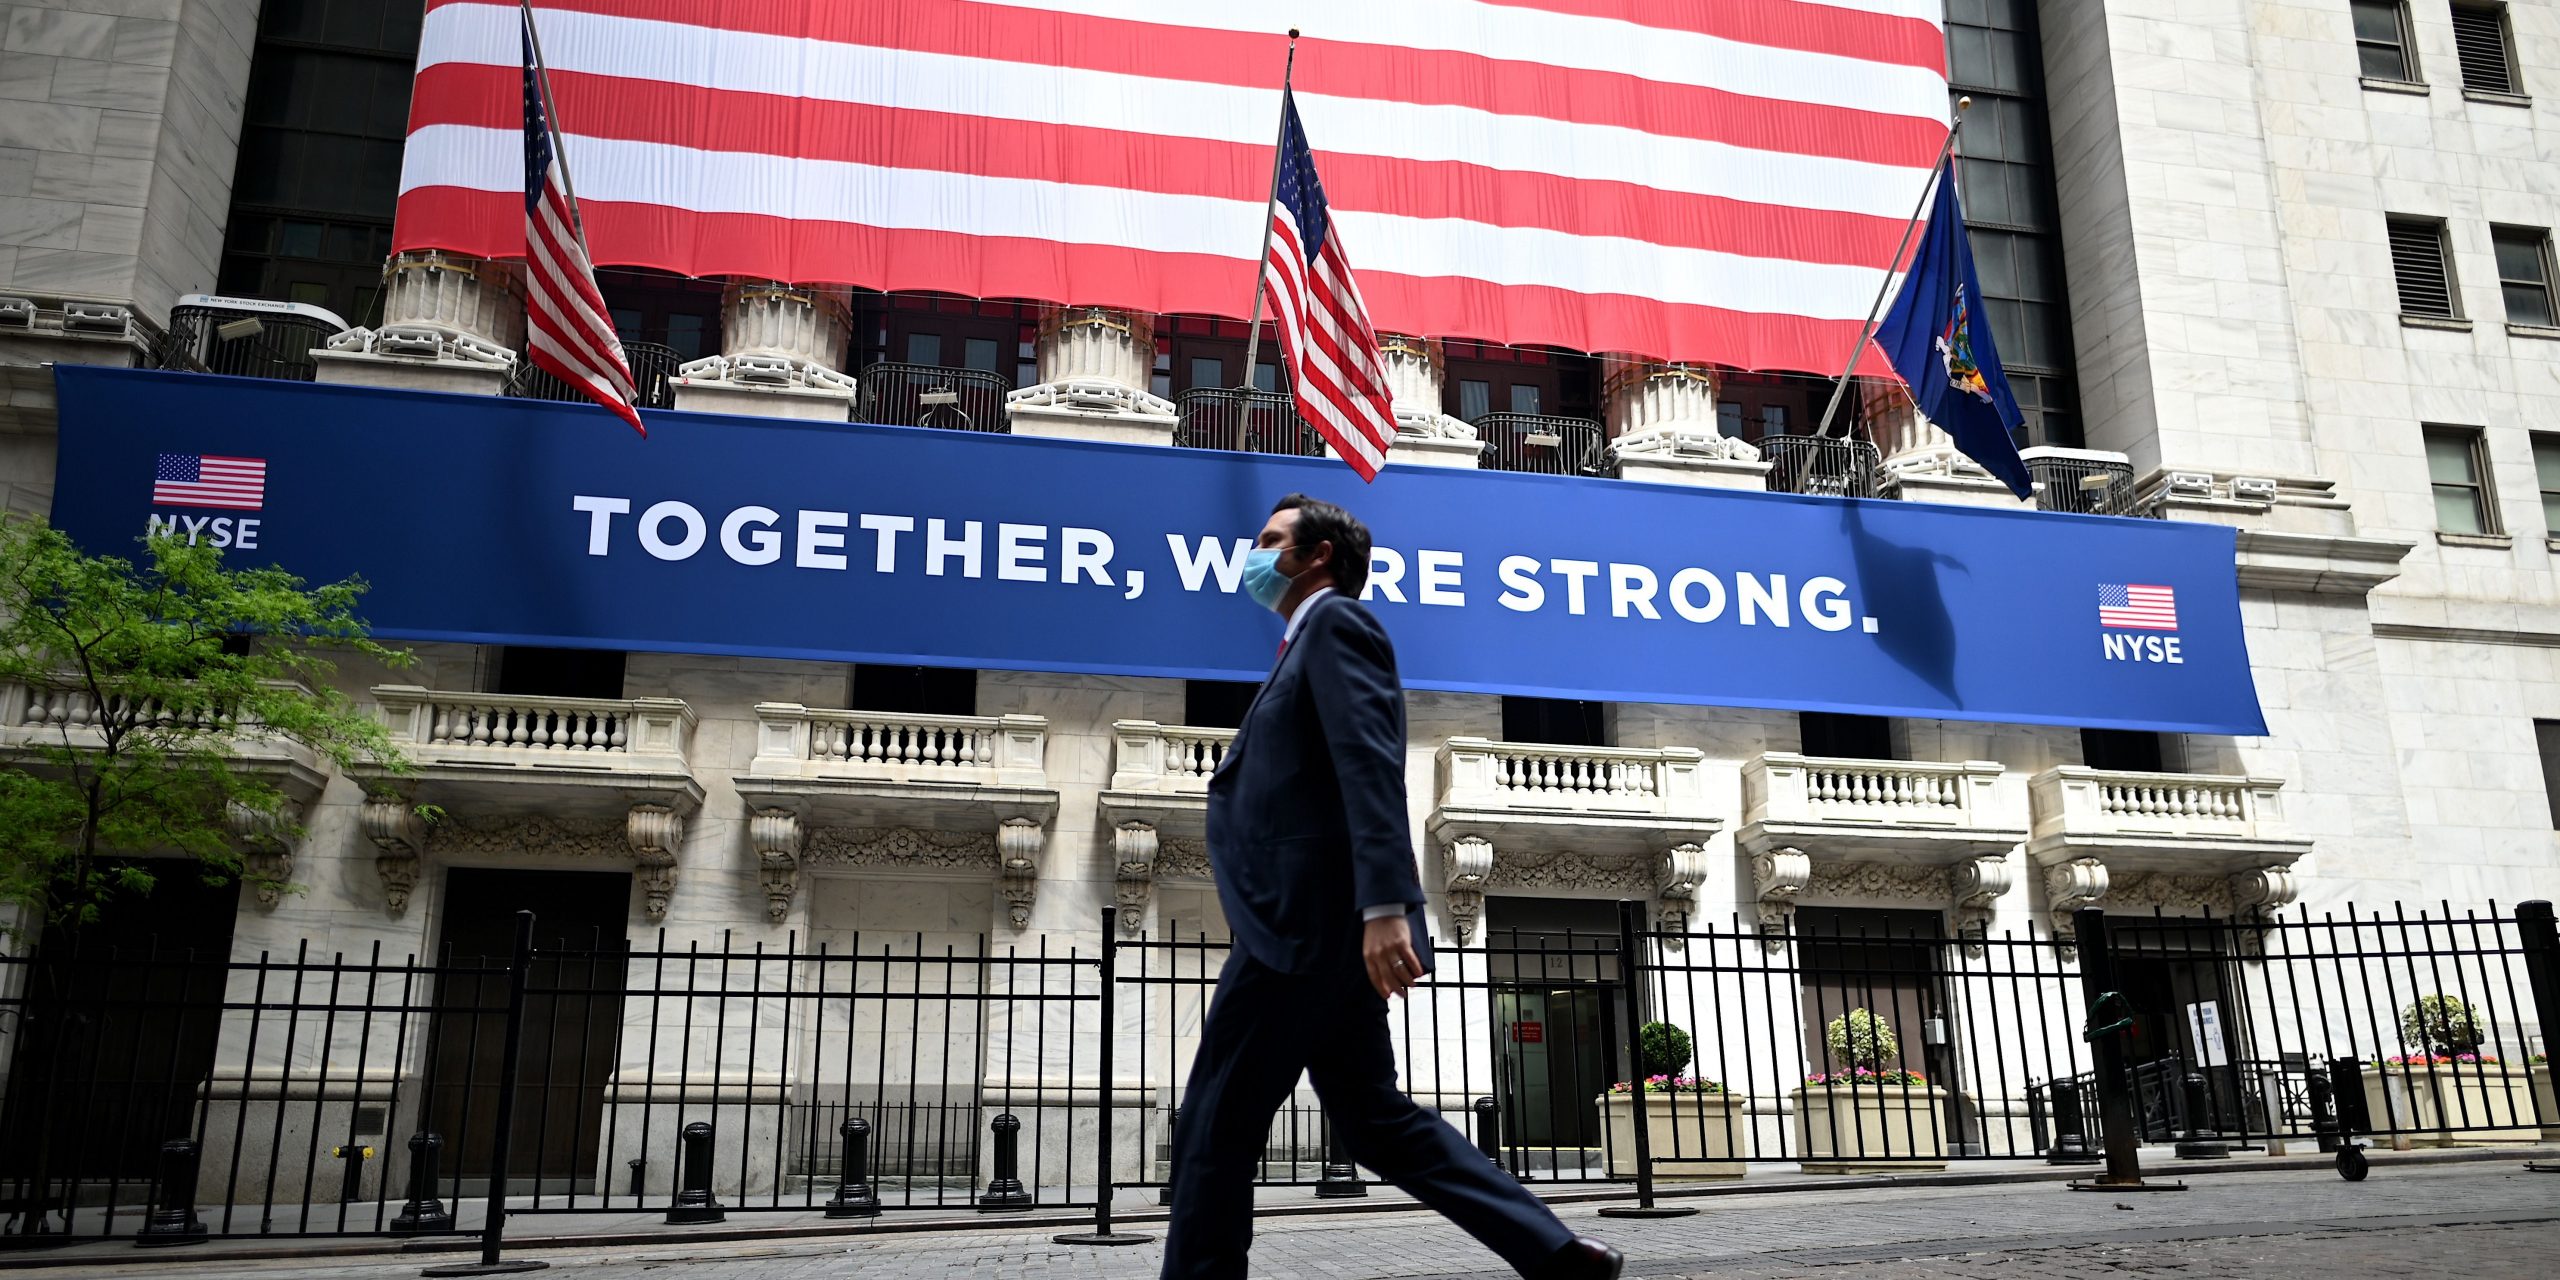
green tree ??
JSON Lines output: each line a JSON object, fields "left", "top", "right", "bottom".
{"left": 1825, "top": 1009, "right": 1900, "bottom": 1071}
{"left": 1638, "top": 1021, "right": 1693, "bottom": 1078}
{"left": 0, "top": 516, "right": 410, "bottom": 936}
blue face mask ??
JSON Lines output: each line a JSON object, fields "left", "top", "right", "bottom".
{"left": 1241, "top": 546, "right": 1299, "bottom": 612}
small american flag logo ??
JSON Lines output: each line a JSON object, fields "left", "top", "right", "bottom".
{"left": 152, "top": 454, "right": 266, "bottom": 511}
{"left": 2098, "top": 583, "right": 2177, "bottom": 631}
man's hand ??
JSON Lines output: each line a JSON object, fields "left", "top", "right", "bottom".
{"left": 1363, "top": 913, "right": 1426, "bottom": 1001}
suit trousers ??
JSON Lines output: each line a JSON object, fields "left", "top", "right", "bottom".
{"left": 1159, "top": 949, "right": 1575, "bottom": 1279}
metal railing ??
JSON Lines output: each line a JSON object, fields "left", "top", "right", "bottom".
{"left": 0, "top": 900, "right": 2549, "bottom": 1246}
{"left": 152, "top": 299, "right": 348, "bottom": 383}
{"left": 505, "top": 341, "right": 682, "bottom": 410}
{"left": 858, "top": 363, "right": 1011, "bottom": 433}
{"left": 1759, "top": 434, "right": 1882, "bottom": 498}
{"left": 1476, "top": 413, "right": 1605, "bottom": 477}
{"left": 1173, "top": 388, "right": 1325, "bottom": 457}
{"left": 2024, "top": 450, "right": 2150, "bottom": 518}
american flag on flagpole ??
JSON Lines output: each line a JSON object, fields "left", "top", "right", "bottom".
{"left": 1263, "top": 89, "right": 1397, "bottom": 480}
{"left": 520, "top": 2, "right": 642, "bottom": 436}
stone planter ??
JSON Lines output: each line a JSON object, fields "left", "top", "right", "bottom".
{"left": 1792, "top": 1083, "right": 1947, "bottom": 1173}
{"left": 2361, "top": 1063, "right": 2539, "bottom": 1146}
{"left": 1598, "top": 1091, "right": 1746, "bottom": 1181}
{"left": 2531, "top": 1063, "right": 2557, "bottom": 1141}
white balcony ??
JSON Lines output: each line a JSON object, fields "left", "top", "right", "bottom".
{"left": 1097, "top": 720, "right": 1235, "bottom": 839}
{"left": 2026, "top": 767, "right": 2312, "bottom": 927}
{"left": 1739, "top": 753, "right": 2025, "bottom": 864}
{"left": 1425, "top": 737, "right": 1724, "bottom": 940}
{"left": 0, "top": 677, "right": 328, "bottom": 800}
{"left": 364, "top": 685, "right": 702, "bottom": 817}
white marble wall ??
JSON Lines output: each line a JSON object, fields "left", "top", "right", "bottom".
{"left": 0, "top": 0, "right": 256, "bottom": 320}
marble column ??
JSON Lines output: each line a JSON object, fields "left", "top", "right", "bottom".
{"left": 1375, "top": 335, "right": 1479, "bottom": 467}
{"left": 672, "top": 280, "right": 859, "bottom": 421}
{"left": 314, "top": 251, "right": 522, "bottom": 396}
{"left": 1006, "top": 306, "right": 1178, "bottom": 445}
{"left": 1603, "top": 357, "right": 1767, "bottom": 489}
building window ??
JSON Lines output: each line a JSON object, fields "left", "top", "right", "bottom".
{"left": 2492, "top": 226, "right": 2555, "bottom": 327}
{"left": 1946, "top": 1, "right": 2082, "bottom": 449}
{"left": 1799, "top": 712, "right": 1895, "bottom": 761}
{"left": 2387, "top": 217, "right": 2461, "bottom": 319}
{"left": 2424, "top": 425, "right": 2499, "bottom": 534}
{"left": 853, "top": 294, "right": 1039, "bottom": 390}
{"left": 2452, "top": 3, "right": 2522, "bottom": 96}
{"left": 2082, "top": 728, "right": 2168, "bottom": 773}
{"left": 2536, "top": 721, "right": 2560, "bottom": 827}
{"left": 1184, "top": 680, "right": 1259, "bottom": 730}
{"left": 849, "top": 664, "right": 977, "bottom": 717}
{"left": 2534, "top": 435, "right": 2560, "bottom": 531}
{"left": 1442, "top": 341, "right": 1591, "bottom": 424}
{"left": 1501, "top": 697, "right": 1609, "bottom": 747}
{"left": 2352, "top": 0, "right": 2421, "bottom": 82}
{"left": 491, "top": 647, "right": 626, "bottom": 700}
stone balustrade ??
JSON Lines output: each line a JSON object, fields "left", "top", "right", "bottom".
{"left": 1745, "top": 752, "right": 2012, "bottom": 832}
{"left": 1107, "top": 720, "right": 1237, "bottom": 795}
{"left": 1437, "top": 736, "right": 1704, "bottom": 816}
{"left": 1428, "top": 736, "right": 1721, "bottom": 942}
{"left": 2026, "top": 766, "right": 2310, "bottom": 931}
{"left": 373, "top": 685, "right": 695, "bottom": 767}
{"left": 1738, "top": 752, "right": 2027, "bottom": 940}
{"left": 2029, "top": 767, "right": 2285, "bottom": 846}
{"left": 749, "top": 704, "right": 1048, "bottom": 789}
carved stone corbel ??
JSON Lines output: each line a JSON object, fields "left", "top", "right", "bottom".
{"left": 1951, "top": 853, "right": 2015, "bottom": 954}
{"left": 2229, "top": 865, "right": 2297, "bottom": 920}
{"left": 749, "top": 809, "right": 803, "bottom": 925}
{"left": 1749, "top": 847, "right": 1811, "bottom": 947}
{"left": 1112, "top": 822, "right": 1158, "bottom": 936}
{"left": 2044, "top": 856, "right": 2110, "bottom": 953}
{"left": 1654, "top": 842, "right": 1709, "bottom": 947}
{"left": 1441, "top": 836, "right": 1494, "bottom": 944}
{"left": 997, "top": 817, "right": 1044, "bottom": 929}
{"left": 626, "top": 804, "right": 686, "bottom": 924}
{"left": 359, "top": 793, "right": 425, "bottom": 916}
{"left": 228, "top": 799, "right": 301, "bottom": 910}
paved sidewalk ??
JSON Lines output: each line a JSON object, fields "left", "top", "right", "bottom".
{"left": 14, "top": 1160, "right": 2555, "bottom": 1279}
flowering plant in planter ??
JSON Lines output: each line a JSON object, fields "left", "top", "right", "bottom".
{"left": 2378, "top": 1052, "right": 2501, "bottom": 1067}
{"left": 2528, "top": 1052, "right": 2547, "bottom": 1065}
{"left": 2399, "top": 994, "right": 2485, "bottom": 1056}
{"left": 1803, "top": 1067, "right": 1929, "bottom": 1087}
{"left": 1608, "top": 1074, "right": 1727, "bottom": 1094}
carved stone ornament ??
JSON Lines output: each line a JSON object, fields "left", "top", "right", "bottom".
{"left": 1750, "top": 847, "right": 1812, "bottom": 943}
{"left": 2105, "top": 868, "right": 2237, "bottom": 918}
{"left": 1654, "top": 842, "right": 1709, "bottom": 943}
{"left": 1488, "top": 849, "right": 1654, "bottom": 895}
{"left": 228, "top": 799, "right": 300, "bottom": 910}
{"left": 1952, "top": 853, "right": 2015, "bottom": 951}
{"left": 427, "top": 813, "right": 627, "bottom": 860}
{"left": 358, "top": 794, "right": 425, "bottom": 915}
{"left": 2043, "top": 856, "right": 2111, "bottom": 947}
{"left": 749, "top": 809, "right": 803, "bottom": 925}
{"left": 1156, "top": 839, "right": 1210, "bottom": 881}
{"left": 1804, "top": 860, "right": 1953, "bottom": 904}
{"left": 996, "top": 817, "right": 1044, "bottom": 929}
{"left": 2228, "top": 864, "right": 2298, "bottom": 920}
{"left": 1113, "top": 822, "right": 1159, "bottom": 935}
{"left": 1442, "top": 836, "right": 1495, "bottom": 944}
{"left": 804, "top": 825, "right": 997, "bottom": 869}
{"left": 625, "top": 804, "right": 686, "bottom": 924}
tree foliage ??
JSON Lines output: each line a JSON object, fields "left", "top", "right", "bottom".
{"left": 0, "top": 517, "right": 409, "bottom": 933}
{"left": 1638, "top": 1021, "right": 1693, "bottom": 1077}
{"left": 1824, "top": 1008, "right": 1900, "bottom": 1070}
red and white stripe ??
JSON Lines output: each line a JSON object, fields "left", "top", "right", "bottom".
{"left": 404, "top": 0, "right": 1951, "bottom": 371}
{"left": 1266, "top": 200, "right": 1397, "bottom": 479}
{"left": 526, "top": 156, "right": 644, "bottom": 435}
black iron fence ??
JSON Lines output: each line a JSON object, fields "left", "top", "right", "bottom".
{"left": 1173, "top": 388, "right": 1326, "bottom": 457}
{"left": 506, "top": 341, "right": 683, "bottom": 410}
{"left": 1476, "top": 413, "right": 1606, "bottom": 477}
{"left": 150, "top": 303, "right": 344, "bottom": 383}
{"left": 1759, "top": 433, "right": 1882, "bottom": 497}
{"left": 857, "top": 362, "right": 1011, "bottom": 432}
{"left": 1, "top": 901, "right": 2550, "bottom": 1250}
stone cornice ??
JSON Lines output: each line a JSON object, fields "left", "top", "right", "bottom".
{"left": 2232, "top": 530, "right": 2411, "bottom": 596}
{"left": 2370, "top": 622, "right": 2560, "bottom": 649}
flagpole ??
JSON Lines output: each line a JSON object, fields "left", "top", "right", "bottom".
{"left": 1811, "top": 97, "right": 1971, "bottom": 440}
{"left": 1239, "top": 29, "right": 1301, "bottom": 394}
{"left": 521, "top": 0, "right": 598, "bottom": 259}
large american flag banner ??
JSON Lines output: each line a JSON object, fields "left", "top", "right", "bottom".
{"left": 1265, "top": 90, "right": 1397, "bottom": 479}
{"left": 521, "top": 3, "right": 643, "bottom": 436}
{"left": 395, "top": 1, "right": 1951, "bottom": 372}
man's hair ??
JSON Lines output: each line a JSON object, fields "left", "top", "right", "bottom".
{"left": 1273, "top": 493, "right": 1371, "bottom": 598}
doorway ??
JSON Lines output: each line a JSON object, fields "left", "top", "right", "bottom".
{"left": 2110, "top": 920, "right": 2245, "bottom": 1139}
{"left": 1484, "top": 896, "right": 1622, "bottom": 1169}
{"left": 425, "top": 868, "right": 630, "bottom": 1188}
{"left": 1795, "top": 907, "right": 1960, "bottom": 1143}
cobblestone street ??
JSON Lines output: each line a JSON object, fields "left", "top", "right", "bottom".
{"left": 12, "top": 1161, "right": 2553, "bottom": 1279}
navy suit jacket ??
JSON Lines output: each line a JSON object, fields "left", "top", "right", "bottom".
{"left": 1206, "top": 591, "right": 1433, "bottom": 976}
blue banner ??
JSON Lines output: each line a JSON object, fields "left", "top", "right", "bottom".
{"left": 49, "top": 367, "right": 2266, "bottom": 735}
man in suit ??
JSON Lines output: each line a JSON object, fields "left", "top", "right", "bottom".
{"left": 1159, "top": 495, "right": 1621, "bottom": 1280}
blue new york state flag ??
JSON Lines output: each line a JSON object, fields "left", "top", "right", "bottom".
{"left": 1872, "top": 157, "right": 2033, "bottom": 499}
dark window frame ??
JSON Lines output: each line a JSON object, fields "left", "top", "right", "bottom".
{"left": 2491, "top": 224, "right": 2556, "bottom": 328}
{"left": 2422, "top": 423, "right": 2501, "bottom": 535}
{"left": 2531, "top": 433, "right": 2560, "bottom": 533}
{"left": 2387, "top": 216, "right": 2463, "bottom": 319}
{"left": 2536, "top": 720, "right": 2560, "bottom": 828}
{"left": 2352, "top": 0, "right": 2423, "bottom": 83}
{"left": 2452, "top": 2, "right": 2523, "bottom": 97}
